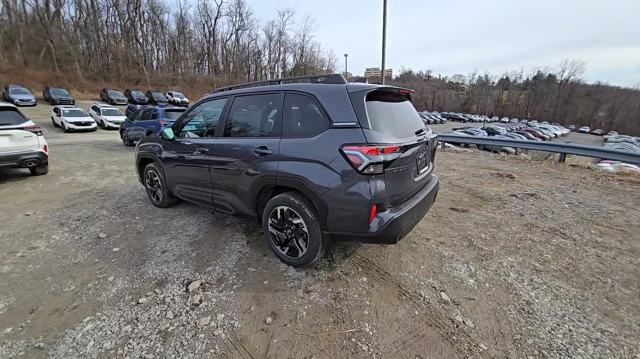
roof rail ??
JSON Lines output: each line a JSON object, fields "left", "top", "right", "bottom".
{"left": 211, "top": 73, "right": 347, "bottom": 94}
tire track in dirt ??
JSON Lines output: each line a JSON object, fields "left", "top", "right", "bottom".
{"left": 351, "top": 254, "right": 481, "bottom": 358}
{"left": 222, "top": 331, "right": 256, "bottom": 359}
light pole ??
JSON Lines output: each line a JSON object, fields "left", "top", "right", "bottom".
{"left": 381, "top": 0, "right": 387, "bottom": 84}
{"left": 344, "top": 53, "right": 348, "bottom": 78}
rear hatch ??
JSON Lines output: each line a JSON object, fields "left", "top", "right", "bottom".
{"left": 161, "top": 108, "right": 187, "bottom": 128}
{"left": 348, "top": 88, "right": 436, "bottom": 207}
{"left": 0, "top": 107, "right": 40, "bottom": 154}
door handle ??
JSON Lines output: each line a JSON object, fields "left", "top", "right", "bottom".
{"left": 193, "top": 147, "right": 209, "bottom": 155}
{"left": 254, "top": 146, "right": 273, "bottom": 156}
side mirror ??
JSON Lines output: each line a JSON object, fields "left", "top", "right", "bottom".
{"left": 161, "top": 128, "right": 175, "bottom": 141}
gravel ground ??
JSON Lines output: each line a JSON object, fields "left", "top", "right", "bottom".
{"left": 0, "top": 103, "right": 638, "bottom": 358}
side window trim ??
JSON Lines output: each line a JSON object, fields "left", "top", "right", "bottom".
{"left": 282, "top": 91, "right": 330, "bottom": 138}
{"left": 220, "top": 92, "right": 284, "bottom": 139}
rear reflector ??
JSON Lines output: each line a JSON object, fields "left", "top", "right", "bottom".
{"left": 43, "top": 144, "right": 48, "bottom": 154}
{"left": 369, "top": 204, "right": 377, "bottom": 223}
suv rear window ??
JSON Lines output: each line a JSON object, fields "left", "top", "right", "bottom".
{"left": 365, "top": 90, "right": 424, "bottom": 139}
{"left": 0, "top": 108, "right": 28, "bottom": 126}
{"left": 164, "top": 109, "right": 185, "bottom": 120}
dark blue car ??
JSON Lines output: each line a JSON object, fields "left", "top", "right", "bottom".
{"left": 119, "top": 106, "right": 186, "bottom": 146}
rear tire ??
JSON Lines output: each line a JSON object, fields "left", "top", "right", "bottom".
{"left": 143, "top": 163, "right": 177, "bottom": 208}
{"left": 262, "top": 192, "right": 326, "bottom": 267}
{"left": 30, "top": 164, "right": 48, "bottom": 176}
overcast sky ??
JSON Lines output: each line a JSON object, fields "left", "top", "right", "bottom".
{"left": 251, "top": 0, "right": 640, "bottom": 87}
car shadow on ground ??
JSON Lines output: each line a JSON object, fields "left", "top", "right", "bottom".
{"left": 0, "top": 168, "right": 33, "bottom": 183}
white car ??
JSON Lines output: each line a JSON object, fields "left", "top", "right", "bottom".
{"left": 88, "top": 103, "right": 126, "bottom": 129}
{"left": 0, "top": 102, "right": 49, "bottom": 175}
{"left": 50, "top": 105, "right": 97, "bottom": 132}
{"left": 166, "top": 91, "right": 189, "bottom": 106}
{"left": 578, "top": 126, "right": 590, "bottom": 133}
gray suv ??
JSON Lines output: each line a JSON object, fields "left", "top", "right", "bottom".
{"left": 135, "top": 74, "right": 439, "bottom": 266}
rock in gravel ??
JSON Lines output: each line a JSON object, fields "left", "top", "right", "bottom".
{"left": 216, "top": 313, "right": 225, "bottom": 321}
{"left": 137, "top": 297, "right": 148, "bottom": 304}
{"left": 453, "top": 314, "right": 464, "bottom": 324}
{"left": 478, "top": 343, "right": 488, "bottom": 350}
{"left": 464, "top": 318, "right": 475, "bottom": 328}
{"left": 112, "top": 247, "right": 120, "bottom": 252}
{"left": 24, "top": 211, "right": 34, "bottom": 216}
{"left": 265, "top": 317, "right": 273, "bottom": 325}
{"left": 198, "top": 316, "right": 211, "bottom": 327}
{"left": 213, "top": 328, "right": 224, "bottom": 337}
{"left": 494, "top": 172, "right": 516, "bottom": 179}
{"left": 439, "top": 291, "right": 452, "bottom": 304}
{"left": 166, "top": 310, "right": 174, "bottom": 319}
{"left": 187, "top": 280, "right": 204, "bottom": 292}
{"left": 190, "top": 294, "right": 202, "bottom": 307}
{"left": 107, "top": 276, "right": 115, "bottom": 282}
{"left": 98, "top": 232, "right": 108, "bottom": 239}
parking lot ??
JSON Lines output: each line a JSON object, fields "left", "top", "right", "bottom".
{"left": 1, "top": 102, "right": 639, "bottom": 358}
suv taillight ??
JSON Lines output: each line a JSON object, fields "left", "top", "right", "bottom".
{"left": 340, "top": 144, "right": 402, "bottom": 175}
{"left": 23, "top": 125, "right": 43, "bottom": 136}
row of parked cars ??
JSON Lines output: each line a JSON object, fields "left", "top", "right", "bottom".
{"left": 596, "top": 134, "right": 640, "bottom": 173}
{"left": 430, "top": 111, "right": 615, "bottom": 136}
{"left": 1, "top": 84, "right": 190, "bottom": 107}
{"left": 47, "top": 103, "right": 187, "bottom": 146}
{"left": 443, "top": 122, "right": 572, "bottom": 154}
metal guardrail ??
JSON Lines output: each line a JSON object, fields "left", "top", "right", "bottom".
{"left": 436, "top": 134, "right": 640, "bottom": 164}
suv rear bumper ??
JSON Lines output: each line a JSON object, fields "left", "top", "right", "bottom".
{"left": 326, "top": 175, "right": 439, "bottom": 244}
{"left": 0, "top": 151, "right": 48, "bottom": 168}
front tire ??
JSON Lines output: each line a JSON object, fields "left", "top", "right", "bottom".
{"left": 143, "top": 163, "right": 177, "bottom": 208}
{"left": 30, "top": 164, "right": 48, "bottom": 176}
{"left": 262, "top": 193, "right": 325, "bottom": 267}
{"left": 121, "top": 130, "right": 134, "bottom": 146}
{"left": 51, "top": 117, "right": 59, "bottom": 128}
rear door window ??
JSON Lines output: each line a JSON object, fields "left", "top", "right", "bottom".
{"left": 282, "top": 93, "right": 328, "bottom": 138}
{"left": 365, "top": 90, "right": 424, "bottom": 140}
{"left": 224, "top": 94, "right": 282, "bottom": 137}
{"left": 0, "top": 108, "right": 28, "bottom": 126}
{"left": 141, "top": 110, "right": 153, "bottom": 121}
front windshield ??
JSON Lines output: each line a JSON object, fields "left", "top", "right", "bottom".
{"left": 102, "top": 108, "right": 123, "bottom": 116}
{"left": 132, "top": 91, "right": 145, "bottom": 97}
{"left": 10, "top": 88, "right": 31, "bottom": 95}
{"left": 173, "top": 92, "right": 186, "bottom": 99}
{"left": 51, "top": 88, "right": 70, "bottom": 96}
{"left": 108, "top": 90, "right": 123, "bottom": 97}
{"left": 153, "top": 93, "right": 167, "bottom": 101}
{"left": 63, "top": 108, "right": 88, "bottom": 117}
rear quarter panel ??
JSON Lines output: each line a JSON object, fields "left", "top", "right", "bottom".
{"left": 278, "top": 128, "right": 373, "bottom": 233}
